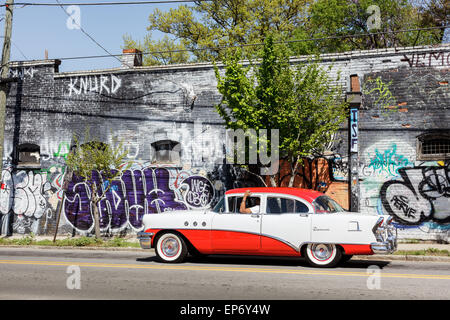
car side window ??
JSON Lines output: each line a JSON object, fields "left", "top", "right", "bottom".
{"left": 295, "top": 200, "right": 309, "bottom": 213}
{"left": 266, "top": 197, "right": 295, "bottom": 214}
{"left": 227, "top": 196, "right": 241, "bottom": 213}
{"left": 312, "top": 195, "right": 344, "bottom": 213}
{"left": 266, "top": 197, "right": 310, "bottom": 214}
{"left": 227, "top": 196, "right": 261, "bottom": 213}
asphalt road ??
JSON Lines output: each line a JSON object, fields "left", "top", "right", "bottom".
{"left": 0, "top": 247, "right": 449, "bottom": 300}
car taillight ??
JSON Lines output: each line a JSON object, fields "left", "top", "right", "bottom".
{"left": 377, "top": 217, "right": 384, "bottom": 227}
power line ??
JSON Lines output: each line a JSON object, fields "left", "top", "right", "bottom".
{"left": 53, "top": 0, "right": 132, "bottom": 68}
{"left": 0, "top": 0, "right": 211, "bottom": 6}
{"left": 52, "top": 25, "right": 449, "bottom": 62}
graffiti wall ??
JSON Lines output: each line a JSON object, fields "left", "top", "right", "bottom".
{"left": 63, "top": 165, "right": 215, "bottom": 234}
{"left": 0, "top": 162, "right": 220, "bottom": 236}
{"left": 0, "top": 168, "right": 55, "bottom": 234}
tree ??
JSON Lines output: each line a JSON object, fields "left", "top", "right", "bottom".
{"left": 65, "top": 129, "right": 131, "bottom": 238}
{"left": 289, "top": 0, "right": 446, "bottom": 56}
{"left": 123, "top": 0, "right": 311, "bottom": 64}
{"left": 417, "top": 0, "right": 449, "bottom": 43}
{"left": 123, "top": 33, "right": 190, "bottom": 66}
{"left": 215, "top": 35, "right": 348, "bottom": 188}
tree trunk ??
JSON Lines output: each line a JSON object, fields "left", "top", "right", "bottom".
{"left": 92, "top": 202, "right": 101, "bottom": 239}
{"left": 288, "top": 159, "right": 300, "bottom": 188}
{"left": 269, "top": 175, "right": 277, "bottom": 187}
{"left": 91, "top": 184, "right": 101, "bottom": 239}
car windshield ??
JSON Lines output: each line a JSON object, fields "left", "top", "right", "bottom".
{"left": 312, "top": 195, "right": 344, "bottom": 213}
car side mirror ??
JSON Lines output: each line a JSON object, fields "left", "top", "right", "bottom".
{"left": 219, "top": 207, "right": 223, "bottom": 213}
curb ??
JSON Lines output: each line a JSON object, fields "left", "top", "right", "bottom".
{"left": 352, "top": 255, "right": 450, "bottom": 263}
{"left": 0, "top": 245, "right": 146, "bottom": 252}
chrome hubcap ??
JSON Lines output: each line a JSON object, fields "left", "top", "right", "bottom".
{"left": 161, "top": 237, "right": 179, "bottom": 257}
{"left": 311, "top": 244, "right": 333, "bottom": 261}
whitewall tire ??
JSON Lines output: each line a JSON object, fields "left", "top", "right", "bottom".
{"left": 305, "top": 243, "right": 342, "bottom": 268}
{"left": 155, "top": 232, "right": 188, "bottom": 263}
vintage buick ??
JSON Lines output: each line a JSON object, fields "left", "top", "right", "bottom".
{"left": 137, "top": 187, "right": 397, "bottom": 267}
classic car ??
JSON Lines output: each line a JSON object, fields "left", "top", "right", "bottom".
{"left": 137, "top": 187, "right": 397, "bottom": 267}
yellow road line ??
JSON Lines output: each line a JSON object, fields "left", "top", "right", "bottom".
{"left": 1, "top": 259, "right": 450, "bottom": 280}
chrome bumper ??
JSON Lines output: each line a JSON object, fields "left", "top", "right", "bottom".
{"left": 137, "top": 232, "right": 154, "bottom": 249}
{"left": 371, "top": 223, "right": 397, "bottom": 254}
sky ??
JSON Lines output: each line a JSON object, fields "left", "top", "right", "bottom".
{"left": 0, "top": 1, "right": 181, "bottom": 72}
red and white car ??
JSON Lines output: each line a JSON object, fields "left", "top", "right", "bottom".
{"left": 137, "top": 187, "right": 397, "bottom": 267}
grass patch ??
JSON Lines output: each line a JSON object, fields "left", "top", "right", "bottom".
{"left": 399, "top": 239, "right": 421, "bottom": 244}
{"left": 0, "top": 235, "right": 140, "bottom": 248}
{"left": 394, "top": 248, "right": 450, "bottom": 256}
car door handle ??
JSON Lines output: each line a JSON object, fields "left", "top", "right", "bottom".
{"left": 251, "top": 214, "right": 260, "bottom": 218}
{"left": 299, "top": 213, "right": 309, "bottom": 217}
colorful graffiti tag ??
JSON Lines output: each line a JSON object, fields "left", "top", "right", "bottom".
{"left": 368, "top": 144, "right": 411, "bottom": 177}
{"left": 63, "top": 167, "right": 215, "bottom": 234}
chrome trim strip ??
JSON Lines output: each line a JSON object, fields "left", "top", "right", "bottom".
{"left": 313, "top": 227, "right": 330, "bottom": 231}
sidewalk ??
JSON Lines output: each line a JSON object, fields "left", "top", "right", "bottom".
{"left": 1, "top": 235, "right": 449, "bottom": 262}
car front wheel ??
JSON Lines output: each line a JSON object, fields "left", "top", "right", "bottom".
{"left": 155, "top": 232, "right": 188, "bottom": 263}
{"left": 304, "top": 243, "right": 342, "bottom": 268}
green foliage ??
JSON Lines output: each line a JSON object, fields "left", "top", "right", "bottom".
{"left": 124, "top": 0, "right": 445, "bottom": 65}
{"left": 105, "top": 236, "right": 140, "bottom": 248}
{"left": 289, "top": 0, "right": 445, "bottom": 55}
{"left": 66, "top": 128, "right": 130, "bottom": 187}
{"left": 123, "top": 33, "right": 190, "bottom": 65}
{"left": 394, "top": 249, "right": 450, "bottom": 256}
{"left": 215, "top": 35, "right": 348, "bottom": 186}
{"left": 123, "top": 0, "right": 311, "bottom": 64}
{"left": 56, "top": 236, "right": 103, "bottom": 247}
{"left": 0, "top": 236, "right": 140, "bottom": 248}
{"left": 13, "top": 233, "right": 36, "bottom": 245}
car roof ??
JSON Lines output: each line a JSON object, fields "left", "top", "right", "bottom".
{"left": 225, "top": 187, "right": 324, "bottom": 203}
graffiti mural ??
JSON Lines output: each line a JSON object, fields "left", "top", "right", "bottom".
{"left": 63, "top": 166, "right": 215, "bottom": 234}
{"left": 359, "top": 140, "right": 415, "bottom": 215}
{"left": 402, "top": 51, "right": 450, "bottom": 68}
{"left": 0, "top": 169, "right": 53, "bottom": 234}
{"left": 9, "top": 66, "right": 37, "bottom": 79}
{"left": 368, "top": 144, "right": 411, "bottom": 178}
{"left": 380, "top": 161, "right": 450, "bottom": 227}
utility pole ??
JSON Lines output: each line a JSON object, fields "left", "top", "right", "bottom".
{"left": 346, "top": 75, "right": 362, "bottom": 212}
{"left": 0, "top": 0, "right": 14, "bottom": 181}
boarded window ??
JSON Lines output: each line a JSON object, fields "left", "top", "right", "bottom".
{"left": 17, "top": 143, "right": 40, "bottom": 167}
{"left": 151, "top": 140, "right": 181, "bottom": 164}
